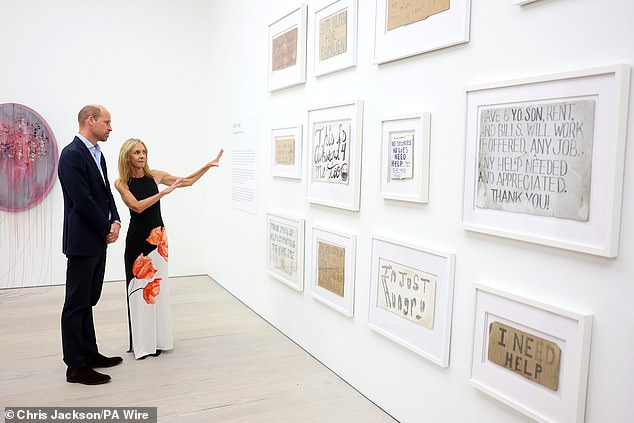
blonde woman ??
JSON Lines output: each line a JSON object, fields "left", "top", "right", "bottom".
{"left": 114, "top": 138, "right": 223, "bottom": 359}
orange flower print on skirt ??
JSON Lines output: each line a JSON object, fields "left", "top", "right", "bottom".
{"left": 147, "top": 226, "right": 169, "bottom": 261}
{"left": 142, "top": 278, "right": 162, "bottom": 304}
{"left": 132, "top": 253, "right": 157, "bottom": 280}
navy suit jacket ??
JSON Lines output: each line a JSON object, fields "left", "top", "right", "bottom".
{"left": 58, "top": 137, "right": 120, "bottom": 257}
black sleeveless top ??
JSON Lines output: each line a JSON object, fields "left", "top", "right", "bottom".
{"left": 124, "top": 175, "right": 165, "bottom": 284}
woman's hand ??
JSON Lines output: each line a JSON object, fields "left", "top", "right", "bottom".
{"left": 207, "top": 148, "right": 224, "bottom": 168}
{"left": 161, "top": 177, "right": 183, "bottom": 195}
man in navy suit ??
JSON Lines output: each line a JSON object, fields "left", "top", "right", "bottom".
{"left": 58, "top": 104, "right": 123, "bottom": 385}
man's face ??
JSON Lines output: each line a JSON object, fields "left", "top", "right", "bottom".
{"left": 90, "top": 109, "right": 112, "bottom": 142}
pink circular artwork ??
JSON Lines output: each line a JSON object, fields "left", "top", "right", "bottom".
{"left": 0, "top": 103, "right": 58, "bottom": 212}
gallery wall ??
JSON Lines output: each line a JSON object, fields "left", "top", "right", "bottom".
{"left": 204, "top": 1, "right": 634, "bottom": 423}
{"left": 0, "top": 0, "right": 214, "bottom": 288}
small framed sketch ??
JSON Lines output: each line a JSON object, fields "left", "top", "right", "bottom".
{"left": 267, "top": 212, "right": 305, "bottom": 291}
{"left": 373, "top": 0, "right": 471, "bottom": 64}
{"left": 310, "top": 225, "right": 356, "bottom": 316}
{"left": 462, "top": 64, "right": 631, "bottom": 257}
{"left": 271, "top": 125, "right": 303, "bottom": 179}
{"left": 307, "top": 100, "right": 364, "bottom": 211}
{"left": 268, "top": 4, "right": 308, "bottom": 91}
{"left": 368, "top": 236, "right": 455, "bottom": 367}
{"left": 313, "top": 0, "right": 358, "bottom": 77}
{"left": 470, "top": 282, "right": 593, "bottom": 423}
{"left": 380, "top": 113, "right": 431, "bottom": 203}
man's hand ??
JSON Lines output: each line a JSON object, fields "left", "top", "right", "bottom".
{"left": 107, "top": 221, "right": 121, "bottom": 244}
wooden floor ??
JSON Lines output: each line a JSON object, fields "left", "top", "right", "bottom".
{"left": 0, "top": 275, "right": 397, "bottom": 422}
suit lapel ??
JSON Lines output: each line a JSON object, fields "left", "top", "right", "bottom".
{"left": 74, "top": 137, "right": 107, "bottom": 188}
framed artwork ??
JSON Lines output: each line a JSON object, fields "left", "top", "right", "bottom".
{"left": 0, "top": 103, "right": 58, "bottom": 212}
{"left": 307, "top": 100, "right": 364, "bottom": 211}
{"left": 380, "top": 113, "right": 431, "bottom": 203}
{"left": 373, "top": 0, "right": 471, "bottom": 64}
{"left": 310, "top": 225, "right": 356, "bottom": 316}
{"left": 470, "top": 282, "right": 593, "bottom": 423}
{"left": 271, "top": 125, "right": 303, "bottom": 179}
{"left": 368, "top": 236, "right": 455, "bottom": 367}
{"left": 462, "top": 64, "right": 631, "bottom": 257}
{"left": 313, "top": 0, "right": 358, "bottom": 77}
{"left": 267, "top": 212, "right": 305, "bottom": 291}
{"left": 268, "top": 4, "right": 308, "bottom": 92}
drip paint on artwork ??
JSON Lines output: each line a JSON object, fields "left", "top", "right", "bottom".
{"left": 0, "top": 104, "right": 58, "bottom": 212}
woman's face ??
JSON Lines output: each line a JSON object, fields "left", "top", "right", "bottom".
{"left": 128, "top": 142, "right": 147, "bottom": 170}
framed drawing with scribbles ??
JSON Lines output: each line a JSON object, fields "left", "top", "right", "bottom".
{"left": 306, "top": 99, "right": 363, "bottom": 211}
{"left": 462, "top": 64, "right": 631, "bottom": 257}
{"left": 373, "top": 0, "right": 471, "bottom": 64}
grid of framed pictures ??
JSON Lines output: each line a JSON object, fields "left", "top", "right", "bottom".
{"left": 470, "top": 282, "right": 593, "bottom": 423}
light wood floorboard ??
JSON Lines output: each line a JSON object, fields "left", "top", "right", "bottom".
{"left": 0, "top": 275, "right": 398, "bottom": 422}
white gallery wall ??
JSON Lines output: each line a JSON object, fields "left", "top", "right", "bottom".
{"left": 0, "top": 0, "right": 633, "bottom": 422}
{"left": 0, "top": 0, "right": 214, "bottom": 287}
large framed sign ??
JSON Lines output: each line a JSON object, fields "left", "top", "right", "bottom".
{"left": 268, "top": 4, "right": 308, "bottom": 91}
{"left": 462, "top": 64, "right": 631, "bottom": 257}
{"left": 470, "top": 282, "right": 593, "bottom": 423}
{"left": 373, "top": 0, "right": 471, "bottom": 64}
{"left": 307, "top": 100, "right": 364, "bottom": 211}
{"left": 368, "top": 235, "right": 455, "bottom": 367}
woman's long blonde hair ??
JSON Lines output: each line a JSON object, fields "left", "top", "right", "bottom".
{"left": 118, "top": 138, "right": 154, "bottom": 185}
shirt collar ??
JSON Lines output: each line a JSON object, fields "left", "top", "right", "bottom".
{"left": 77, "top": 134, "right": 99, "bottom": 151}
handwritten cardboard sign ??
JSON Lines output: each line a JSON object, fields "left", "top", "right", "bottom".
{"left": 312, "top": 119, "right": 351, "bottom": 184}
{"left": 269, "top": 220, "right": 299, "bottom": 276}
{"left": 319, "top": 9, "right": 347, "bottom": 61}
{"left": 275, "top": 137, "right": 295, "bottom": 165}
{"left": 317, "top": 241, "right": 345, "bottom": 297}
{"left": 487, "top": 321, "right": 561, "bottom": 391}
{"left": 476, "top": 99, "right": 596, "bottom": 221}
{"left": 272, "top": 27, "right": 298, "bottom": 71}
{"left": 387, "top": 0, "right": 450, "bottom": 31}
{"left": 377, "top": 258, "right": 436, "bottom": 329}
{"left": 389, "top": 132, "right": 414, "bottom": 180}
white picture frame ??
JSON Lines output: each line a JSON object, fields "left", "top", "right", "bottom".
{"left": 307, "top": 100, "right": 364, "bottom": 211}
{"left": 271, "top": 125, "right": 303, "bottom": 179}
{"left": 368, "top": 235, "right": 455, "bottom": 367}
{"left": 462, "top": 64, "right": 631, "bottom": 257}
{"left": 267, "top": 212, "right": 305, "bottom": 291}
{"left": 514, "top": 0, "right": 543, "bottom": 5}
{"left": 310, "top": 225, "right": 356, "bottom": 317}
{"left": 268, "top": 4, "right": 308, "bottom": 92}
{"left": 470, "top": 281, "right": 593, "bottom": 423}
{"left": 380, "top": 113, "right": 431, "bottom": 203}
{"left": 313, "top": 0, "right": 358, "bottom": 77}
{"left": 373, "top": 0, "right": 471, "bottom": 64}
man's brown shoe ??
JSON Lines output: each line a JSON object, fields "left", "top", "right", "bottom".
{"left": 86, "top": 353, "right": 123, "bottom": 368}
{"left": 66, "top": 366, "right": 111, "bottom": 385}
